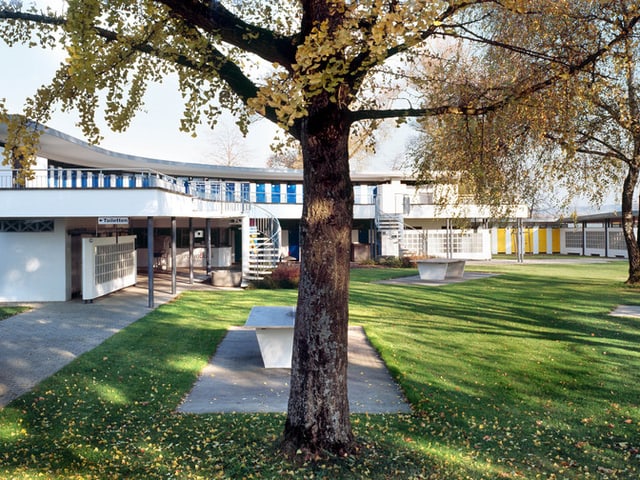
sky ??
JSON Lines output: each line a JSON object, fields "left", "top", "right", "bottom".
{"left": 0, "top": 1, "right": 411, "bottom": 171}
{"left": 0, "top": 35, "right": 279, "bottom": 168}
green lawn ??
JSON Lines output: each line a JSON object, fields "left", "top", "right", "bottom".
{"left": 0, "top": 261, "right": 638, "bottom": 479}
{"left": 0, "top": 306, "right": 29, "bottom": 321}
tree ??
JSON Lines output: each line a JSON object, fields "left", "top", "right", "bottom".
{"left": 266, "top": 121, "right": 394, "bottom": 171}
{"left": 408, "top": 2, "right": 640, "bottom": 282}
{"left": 207, "top": 120, "right": 251, "bottom": 166}
{"left": 267, "top": 145, "right": 303, "bottom": 170}
{"left": 1, "top": 0, "right": 638, "bottom": 456}
{"left": 558, "top": 11, "right": 640, "bottom": 284}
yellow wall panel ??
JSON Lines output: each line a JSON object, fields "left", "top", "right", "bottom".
{"left": 538, "top": 228, "right": 548, "bottom": 253}
{"left": 552, "top": 228, "right": 561, "bottom": 253}
{"left": 497, "top": 228, "right": 506, "bottom": 254}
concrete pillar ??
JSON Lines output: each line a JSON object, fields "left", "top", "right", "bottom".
{"left": 147, "top": 216, "right": 154, "bottom": 308}
{"left": 171, "top": 217, "right": 177, "bottom": 295}
{"left": 205, "top": 218, "right": 211, "bottom": 274}
{"left": 242, "top": 215, "right": 250, "bottom": 287}
{"left": 189, "top": 217, "right": 194, "bottom": 284}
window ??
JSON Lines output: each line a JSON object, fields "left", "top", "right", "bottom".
{"left": 241, "top": 183, "right": 250, "bottom": 202}
{"left": 565, "top": 231, "right": 583, "bottom": 248}
{"left": 271, "top": 183, "right": 281, "bottom": 203}
{"left": 210, "top": 182, "right": 221, "bottom": 201}
{"left": 256, "top": 183, "right": 266, "bottom": 202}
{"left": 225, "top": 182, "right": 235, "bottom": 202}
{"left": 286, "top": 184, "right": 297, "bottom": 203}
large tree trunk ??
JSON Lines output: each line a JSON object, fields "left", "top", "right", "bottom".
{"left": 282, "top": 101, "right": 355, "bottom": 456}
{"left": 621, "top": 164, "right": 640, "bottom": 284}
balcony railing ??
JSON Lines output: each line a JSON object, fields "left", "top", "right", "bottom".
{"left": 1, "top": 167, "right": 383, "bottom": 207}
{"left": 0, "top": 168, "right": 185, "bottom": 192}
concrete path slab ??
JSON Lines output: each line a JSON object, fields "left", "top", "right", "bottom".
{"left": 610, "top": 305, "right": 640, "bottom": 318}
{"left": 0, "top": 281, "right": 180, "bottom": 408}
{"left": 177, "top": 326, "right": 411, "bottom": 414}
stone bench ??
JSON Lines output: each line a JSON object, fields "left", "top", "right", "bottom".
{"left": 211, "top": 269, "right": 242, "bottom": 287}
{"left": 244, "top": 306, "right": 295, "bottom": 368}
{"left": 416, "top": 259, "right": 466, "bottom": 281}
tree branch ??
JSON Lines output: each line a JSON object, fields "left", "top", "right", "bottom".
{"left": 0, "top": 8, "right": 282, "bottom": 126}
{"left": 575, "top": 145, "right": 628, "bottom": 164}
{"left": 347, "top": 1, "right": 480, "bottom": 90}
{"left": 350, "top": 11, "right": 640, "bottom": 123}
{"left": 575, "top": 130, "right": 632, "bottom": 164}
{"left": 154, "top": 0, "right": 297, "bottom": 70}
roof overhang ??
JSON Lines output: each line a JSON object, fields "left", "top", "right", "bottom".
{"left": 0, "top": 120, "right": 411, "bottom": 183}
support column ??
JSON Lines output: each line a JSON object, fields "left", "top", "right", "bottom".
{"left": 189, "top": 217, "right": 194, "bottom": 285}
{"left": 171, "top": 217, "right": 177, "bottom": 295}
{"left": 517, "top": 218, "right": 524, "bottom": 263}
{"left": 446, "top": 219, "right": 452, "bottom": 259}
{"left": 205, "top": 218, "right": 212, "bottom": 274}
{"left": 147, "top": 216, "right": 154, "bottom": 308}
{"left": 241, "top": 215, "right": 250, "bottom": 287}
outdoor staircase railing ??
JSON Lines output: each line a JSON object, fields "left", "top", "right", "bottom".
{"left": 246, "top": 205, "right": 282, "bottom": 280}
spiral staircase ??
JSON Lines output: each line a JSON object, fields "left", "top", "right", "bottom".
{"left": 246, "top": 205, "right": 282, "bottom": 281}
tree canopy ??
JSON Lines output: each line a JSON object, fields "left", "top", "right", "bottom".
{"left": 408, "top": 1, "right": 640, "bottom": 281}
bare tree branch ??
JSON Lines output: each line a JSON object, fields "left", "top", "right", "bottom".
{"left": 350, "top": 11, "right": 640, "bottom": 124}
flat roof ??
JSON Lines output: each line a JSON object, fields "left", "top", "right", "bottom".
{"left": 0, "top": 120, "right": 411, "bottom": 183}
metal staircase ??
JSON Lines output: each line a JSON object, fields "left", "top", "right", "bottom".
{"left": 374, "top": 206, "right": 404, "bottom": 255}
{"left": 246, "top": 206, "right": 281, "bottom": 281}
{"left": 375, "top": 210, "right": 425, "bottom": 257}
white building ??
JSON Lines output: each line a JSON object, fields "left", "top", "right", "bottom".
{"left": 0, "top": 122, "right": 529, "bottom": 303}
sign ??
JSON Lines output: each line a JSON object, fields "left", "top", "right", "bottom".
{"left": 98, "top": 217, "right": 129, "bottom": 225}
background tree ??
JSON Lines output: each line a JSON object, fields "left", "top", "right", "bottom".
{"left": 408, "top": 2, "right": 639, "bottom": 282}
{"left": 267, "top": 145, "right": 303, "bottom": 170}
{"left": 207, "top": 121, "right": 250, "bottom": 166}
{"left": 1, "top": 0, "right": 638, "bottom": 456}
{"left": 558, "top": 14, "right": 640, "bottom": 283}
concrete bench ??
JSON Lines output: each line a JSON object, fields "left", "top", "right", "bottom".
{"left": 416, "top": 259, "right": 466, "bottom": 281}
{"left": 211, "top": 269, "right": 242, "bottom": 287}
{"left": 244, "top": 306, "right": 295, "bottom": 368}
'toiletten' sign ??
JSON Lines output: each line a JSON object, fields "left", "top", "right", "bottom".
{"left": 98, "top": 217, "right": 129, "bottom": 225}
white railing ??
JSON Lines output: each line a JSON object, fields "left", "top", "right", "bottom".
{"left": 0, "top": 168, "right": 185, "bottom": 193}
{"left": 560, "top": 227, "right": 629, "bottom": 258}
{"left": 81, "top": 235, "right": 137, "bottom": 302}
{"left": 0, "top": 168, "right": 250, "bottom": 214}
{"left": 402, "top": 229, "right": 491, "bottom": 260}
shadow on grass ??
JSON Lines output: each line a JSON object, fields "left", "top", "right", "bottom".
{"left": 350, "top": 263, "right": 640, "bottom": 478}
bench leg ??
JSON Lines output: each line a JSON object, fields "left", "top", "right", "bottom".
{"left": 254, "top": 328, "right": 294, "bottom": 368}
{"left": 445, "top": 261, "right": 466, "bottom": 278}
{"left": 417, "top": 263, "right": 447, "bottom": 280}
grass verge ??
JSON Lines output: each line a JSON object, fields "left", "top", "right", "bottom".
{"left": 0, "top": 306, "right": 30, "bottom": 321}
{"left": 0, "top": 262, "right": 638, "bottom": 478}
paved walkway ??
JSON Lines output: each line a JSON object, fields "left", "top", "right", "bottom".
{"left": 0, "top": 273, "right": 195, "bottom": 407}
{"left": 610, "top": 305, "right": 640, "bottom": 318}
{"left": 177, "top": 325, "right": 410, "bottom": 414}
{"left": 0, "top": 273, "right": 410, "bottom": 414}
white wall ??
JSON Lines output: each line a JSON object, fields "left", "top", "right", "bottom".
{"left": 377, "top": 181, "right": 406, "bottom": 214}
{"left": 0, "top": 219, "right": 69, "bottom": 302}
